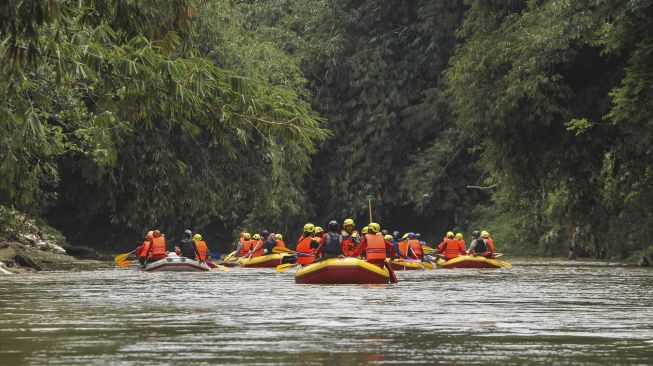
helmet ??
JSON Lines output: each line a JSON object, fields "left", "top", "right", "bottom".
{"left": 193, "top": 234, "right": 202, "bottom": 241}
{"left": 243, "top": 232, "right": 251, "bottom": 240}
{"left": 415, "top": 233, "right": 422, "bottom": 239}
{"left": 303, "top": 223, "right": 315, "bottom": 233}
{"left": 146, "top": 230, "right": 154, "bottom": 236}
{"left": 327, "top": 220, "right": 339, "bottom": 232}
{"left": 408, "top": 232, "right": 416, "bottom": 239}
{"left": 314, "top": 226, "right": 324, "bottom": 234}
{"left": 393, "top": 231, "right": 400, "bottom": 238}
{"left": 253, "top": 234, "right": 261, "bottom": 240}
{"left": 262, "top": 230, "right": 270, "bottom": 238}
{"left": 381, "top": 229, "right": 388, "bottom": 236}
{"left": 446, "top": 231, "right": 454, "bottom": 238}
{"left": 472, "top": 230, "right": 480, "bottom": 238}
{"left": 275, "top": 233, "right": 283, "bottom": 240}
{"left": 146, "top": 233, "right": 153, "bottom": 239}
{"left": 343, "top": 218, "right": 354, "bottom": 227}
{"left": 455, "top": 233, "right": 463, "bottom": 240}
{"left": 402, "top": 233, "right": 408, "bottom": 240}
{"left": 184, "top": 229, "right": 192, "bottom": 238}
{"left": 362, "top": 226, "right": 369, "bottom": 234}
{"left": 481, "top": 230, "right": 490, "bottom": 238}
{"left": 369, "top": 222, "right": 380, "bottom": 233}
{"left": 384, "top": 234, "right": 393, "bottom": 240}
{"left": 153, "top": 230, "right": 162, "bottom": 237}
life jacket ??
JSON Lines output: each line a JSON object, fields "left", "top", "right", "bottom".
{"left": 296, "top": 236, "right": 316, "bottom": 265}
{"left": 487, "top": 237, "right": 495, "bottom": 252}
{"left": 149, "top": 236, "right": 166, "bottom": 257}
{"left": 440, "top": 238, "right": 461, "bottom": 260}
{"left": 473, "top": 238, "right": 487, "bottom": 253}
{"left": 458, "top": 239, "right": 466, "bottom": 251}
{"left": 239, "top": 239, "right": 253, "bottom": 257}
{"left": 407, "top": 239, "right": 424, "bottom": 259}
{"left": 323, "top": 232, "right": 342, "bottom": 255}
{"left": 398, "top": 240, "right": 409, "bottom": 257}
{"left": 364, "top": 234, "right": 386, "bottom": 262}
{"left": 276, "top": 239, "right": 286, "bottom": 248}
{"left": 340, "top": 229, "right": 358, "bottom": 256}
{"left": 250, "top": 240, "right": 264, "bottom": 258}
{"left": 137, "top": 240, "right": 151, "bottom": 258}
{"left": 194, "top": 240, "right": 208, "bottom": 261}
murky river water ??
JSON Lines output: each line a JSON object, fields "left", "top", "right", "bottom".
{"left": 1, "top": 261, "right": 652, "bottom": 365}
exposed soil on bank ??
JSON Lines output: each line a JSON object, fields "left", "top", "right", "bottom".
{"left": 0, "top": 241, "right": 111, "bottom": 274}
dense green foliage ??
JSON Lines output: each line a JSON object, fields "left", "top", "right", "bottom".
{"left": 2, "top": 0, "right": 652, "bottom": 259}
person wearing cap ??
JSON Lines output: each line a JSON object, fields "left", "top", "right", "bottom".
{"left": 435, "top": 231, "right": 467, "bottom": 260}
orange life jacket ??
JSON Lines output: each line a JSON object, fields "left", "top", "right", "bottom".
{"left": 250, "top": 240, "right": 264, "bottom": 258}
{"left": 341, "top": 230, "right": 359, "bottom": 256}
{"left": 149, "top": 236, "right": 166, "bottom": 257}
{"left": 194, "top": 240, "right": 208, "bottom": 261}
{"left": 439, "top": 238, "right": 462, "bottom": 260}
{"left": 138, "top": 239, "right": 151, "bottom": 258}
{"left": 296, "top": 236, "right": 316, "bottom": 265}
{"left": 398, "top": 240, "right": 409, "bottom": 257}
{"left": 408, "top": 239, "right": 424, "bottom": 259}
{"left": 239, "top": 239, "right": 253, "bottom": 257}
{"left": 487, "top": 237, "right": 495, "bottom": 252}
{"left": 276, "top": 239, "right": 286, "bottom": 248}
{"left": 364, "top": 234, "right": 386, "bottom": 262}
{"left": 457, "top": 239, "right": 466, "bottom": 252}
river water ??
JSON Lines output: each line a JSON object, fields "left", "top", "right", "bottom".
{"left": 1, "top": 261, "right": 652, "bottom": 365}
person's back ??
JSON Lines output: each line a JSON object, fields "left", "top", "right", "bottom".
{"left": 193, "top": 234, "right": 208, "bottom": 261}
{"left": 148, "top": 230, "right": 167, "bottom": 260}
{"left": 179, "top": 230, "right": 196, "bottom": 258}
{"left": 407, "top": 239, "right": 424, "bottom": 260}
{"left": 320, "top": 221, "right": 343, "bottom": 260}
{"left": 436, "top": 232, "right": 465, "bottom": 260}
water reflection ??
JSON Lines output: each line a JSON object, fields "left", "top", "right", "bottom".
{"left": 0, "top": 262, "right": 651, "bottom": 365}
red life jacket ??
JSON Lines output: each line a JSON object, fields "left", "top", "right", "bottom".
{"left": 194, "top": 240, "right": 208, "bottom": 261}
{"left": 276, "top": 239, "right": 286, "bottom": 248}
{"left": 408, "top": 239, "right": 424, "bottom": 259}
{"left": 296, "top": 236, "right": 316, "bottom": 265}
{"left": 341, "top": 230, "right": 359, "bottom": 256}
{"left": 398, "top": 240, "right": 409, "bottom": 257}
{"left": 365, "top": 234, "right": 386, "bottom": 262}
{"left": 149, "top": 236, "right": 166, "bottom": 257}
{"left": 250, "top": 240, "right": 264, "bottom": 258}
{"left": 440, "top": 238, "right": 462, "bottom": 260}
{"left": 137, "top": 239, "right": 151, "bottom": 258}
{"left": 487, "top": 237, "right": 495, "bottom": 252}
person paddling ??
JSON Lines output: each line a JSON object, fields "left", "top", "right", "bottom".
{"left": 236, "top": 233, "right": 252, "bottom": 258}
{"left": 351, "top": 223, "right": 396, "bottom": 267}
{"left": 435, "top": 231, "right": 466, "bottom": 261}
{"left": 275, "top": 234, "right": 286, "bottom": 248}
{"left": 193, "top": 234, "right": 209, "bottom": 262}
{"left": 296, "top": 223, "right": 320, "bottom": 266}
{"left": 316, "top": 221, "right": 343, "bottom": 260}
{"left": 481, "top": 230, "right": 496, "bottom": 258}
{"left": 144, "top": 230, "right": 168, "bottom": 264}
{"left": 136, "top": 231, "right": 153, "bottom": 266}
{"left": 260, "top": 231, "right": 277, "bottom": 256}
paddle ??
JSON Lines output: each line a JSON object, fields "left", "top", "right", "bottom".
{"left": 272, "top": 246, "right": 294, "bottom": 254}
{"left": 114, "top": 250, "right": 135, "bottom": 263}
{"left": 420, "top": 261, "right": 435, "bottom": 270}
{"left": 422, "top": 245, "right": 435, "bottom": 253}
{"left": 384, "top": 260, "right": 398, "bottom": 283}
{"left": 204, "top": 261, "right": 230, "bottom": 271}
{"left": 116, "top": 260, "right": 135, "bottom": 268}
{"left": 222, "top": 250, "right": 237, "bottom": 263}
{"left": 274, "top": 263, "right": 296, "bottom": 273}
{"left": 497, "top": 260, "right": 512, "bottom": 269}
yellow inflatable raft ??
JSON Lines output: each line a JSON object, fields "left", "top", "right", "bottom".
{"left": 237, "top": 253, "right": 289, "bottom": 268}
{"left": 436, "top": 255, "right": 502, "bottom": 269}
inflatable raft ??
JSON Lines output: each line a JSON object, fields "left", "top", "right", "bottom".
{"left": 237, "top": 253, "right": 289, "bottom": 268}
{"left": 295, "top": 257, "right": 392, "bottom": 284}
{"left": 436, "top": 255, "right": 501, "bottom": 269}
{"left": 143, "top": 257, "right": 211, "bottom": 272}
{"left": 388, "top": 258, "right": 426, "bottom": 270}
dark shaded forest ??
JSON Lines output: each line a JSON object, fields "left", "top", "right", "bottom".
{"left": 1, "top": 0, "right": 652, "bottom": 260}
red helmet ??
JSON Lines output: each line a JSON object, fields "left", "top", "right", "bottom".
{"left": 153, "top": 230, "right": 162, "bottom": 237}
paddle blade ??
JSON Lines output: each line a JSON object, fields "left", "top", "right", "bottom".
{"left": 275, "top": 263, "right": 296, "bottom": 272}
{"left": 117, "top": 260, "right": 134, "bottom": 267}
{"left": 273, "top": 246, "right": 294, "bottom": 254}
{"left": 114, "top": 252, "right": 131, "bottom": 263}
{"left": 214, "top": 264, "right": 230, "bottom": 271}
{"left": 499, "top": 260, "right": 512, "bottom": 269}
{"left": 420, "top": 262, "right": 435, "bottom": 270}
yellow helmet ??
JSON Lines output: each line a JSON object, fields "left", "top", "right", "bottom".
{"left": 455, "top": 233, "right": 463, "bottom": 240}
{"left": 343, "top": 218, "right": 355, "bottom": 227}
{"left": 402, "top": 233, "right": 409, "bottom": 240}
{"left": 446, "top": 231, "right": 454, "bottom": 238}
{"left": 369, "top": 222, "right": 380, "bottom": 233}
{"left": 314, "top": 226, "right": 324, "bottom": 234}
{"left": 243, "top": 232, "right": 251, "bottom": 240}
{"left": 147, "top": 230, "right": 154, "bottom": 236}
{"left": 303, "top": 223, "right": 315, "bottom": 233}
{"left": 384, "top": 234, "right": 392, "bottom": 240}
{"left": 481, "top": 230, "right": 490, "bottom": 238}
{"left": 193, "top": 234, "right": 202, "bottom": 241}
{"left": 253, "top": 234, "right": 261, "bottom": 240}
{"left": 275, "top": 234, "right": 283, "bottom": 240}
{"left": 362, "top": 226, "right": 369, "bottom": 234}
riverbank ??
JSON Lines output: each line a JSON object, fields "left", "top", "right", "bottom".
{"left": 0, "top": 241, "right": 111, "bottom": 274}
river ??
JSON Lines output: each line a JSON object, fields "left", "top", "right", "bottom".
{"left": 1, "top": 260, "right": 652, "bottom": 365}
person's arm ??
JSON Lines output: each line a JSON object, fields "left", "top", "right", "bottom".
{"left": 385, "top": 240, "right": 396, "bottom": 260}
{"left": 352, "top": 237, "right": 367, "bottom": 257}
{"left": 468, "top": 240, "right": 476, "bottom": 255}
{"left": 459, "top": 241, "right": 467, "bottom": 255}
{"left": 435, "top": 240, "right": 446, "bottom": 254}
